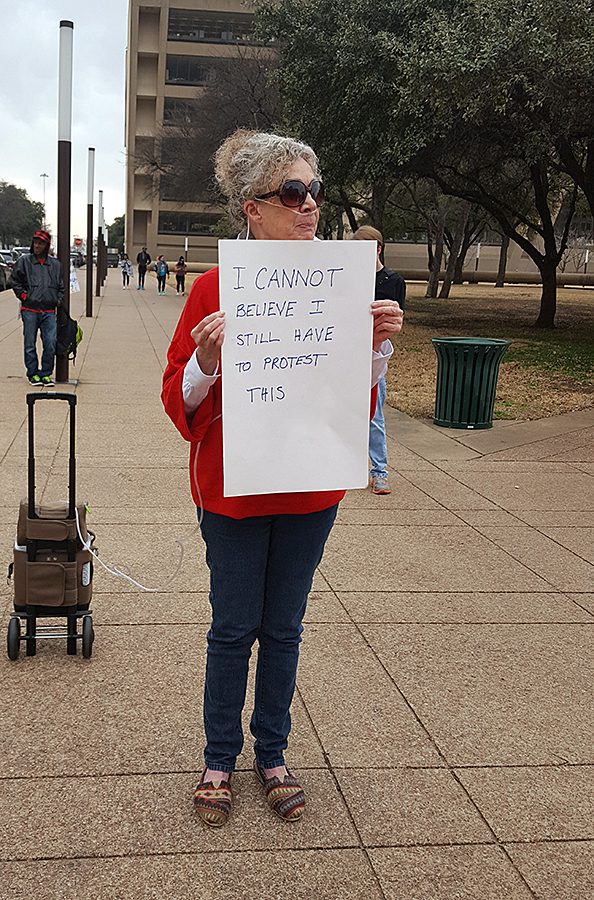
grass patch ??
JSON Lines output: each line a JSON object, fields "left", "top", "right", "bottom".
{"left": 505, "top": 337, "right": 593, "bottom": 381}
{"left": 388, "top": 284, "right": 594, "bottom": 421}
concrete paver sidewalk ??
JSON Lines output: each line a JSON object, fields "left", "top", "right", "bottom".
{"left": 0, "top": 272, "right": 592, "bottom": 899}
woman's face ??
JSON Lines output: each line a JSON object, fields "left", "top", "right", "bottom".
{"left": 244, "top": 157, "right": 320, "bottom": 241}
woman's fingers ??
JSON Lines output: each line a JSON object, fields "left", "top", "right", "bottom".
{"left": 191, "top": 311, "right": 226, "bottom": 374}
{"left": 371, "top": 301, "right": 403, "bottom": 331}
{"left": 371, "top": 300, "right": 403, "bottom": 350}
{"left": 191, "top": 311, "right": 226, "bottom": 347}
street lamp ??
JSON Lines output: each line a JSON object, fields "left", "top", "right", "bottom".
{"left": 40, "top": 173, "right": 49, "bottom": 227}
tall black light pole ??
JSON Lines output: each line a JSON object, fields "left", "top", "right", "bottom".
{"left": 102, "top": 202, "right": 108, "bottom": 286}
{"left": 56, "top": 19, "right": 73, "bottom": 384}
{"left": 100, "top": 198, "right": 107, "bottom": 287}
{"left": 95, "top": 189, "right": 103, "bottom": 297}
{"left": 86, "top": 148, "right": 94, "bottom": 317}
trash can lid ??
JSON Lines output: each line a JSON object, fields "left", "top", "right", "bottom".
{"left": 431, "top": 337, "right": 511, "bottom": 346}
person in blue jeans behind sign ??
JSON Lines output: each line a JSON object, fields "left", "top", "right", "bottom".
{"left": 353, "top": 226, "right": 406, "bottom": 495}
{"left": 162, "top": 130, "right": 403, "bottom": 828}
{"left": 11, "top": 229, "right": 64, "bottom": 386}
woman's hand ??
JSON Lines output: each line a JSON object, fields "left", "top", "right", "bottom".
{"left": 191, "top": 311, "right": 226, "bottom": 375}
{"left": 371, "top": 300, "right": 403, "bottom": 351}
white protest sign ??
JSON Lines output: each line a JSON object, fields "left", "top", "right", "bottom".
{"left": 219, "top": 239, "right": 376, "bottom": 497}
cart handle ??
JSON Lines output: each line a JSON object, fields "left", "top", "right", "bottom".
{"left": 26, "top": 392, "right": 77, "bottom": 406}
{"left": 26, "top": 392, "right": 77, "bottom": 519}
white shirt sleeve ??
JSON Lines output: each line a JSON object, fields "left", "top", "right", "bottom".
{"left": 371, "top": 340, "right": 393, "bottom": 386}
{"left": 183, "top": 351, "right": 219, "bottom": 415}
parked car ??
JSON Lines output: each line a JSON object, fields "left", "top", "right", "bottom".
{"left": 11, "top": 246, "right": 29, "bottom": 260}
{"left": 0, "top": 250, "right": 15, "bottom": 269}
{"left": 0, "top": 259, "right": 11, "bottom": 291}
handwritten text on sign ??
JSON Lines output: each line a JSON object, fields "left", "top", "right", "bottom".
{"left": 219, "top": 240, "right": 376, "bottom": 497}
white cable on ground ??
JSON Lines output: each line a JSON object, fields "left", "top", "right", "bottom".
{"left": 74, "top": 506, "right": 198, "bottom": 593}
{"left": 71, "top": 417, "right": 220, "bottom": 593}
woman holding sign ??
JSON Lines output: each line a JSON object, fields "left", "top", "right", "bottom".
{"left": 162, "top": 130, "right": 402, "bottom": 827}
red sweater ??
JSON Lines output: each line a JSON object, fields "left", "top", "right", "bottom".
{"left": 161, "top": 267, "right": 376, "bottom": 519}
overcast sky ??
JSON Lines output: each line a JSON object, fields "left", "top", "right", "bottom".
{"left": 0, "top": 0, "right": 128, "bottom": 241}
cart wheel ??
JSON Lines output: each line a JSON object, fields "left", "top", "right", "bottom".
{"left": 7, "top": 617, "right": 21, "bottom": 661}
{"left": 82, "top": 616, "right": 94, "bottom": 658}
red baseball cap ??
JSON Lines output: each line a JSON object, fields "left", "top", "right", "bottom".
{"left": 33, "top": 230, "right": 51, "bottom": 244}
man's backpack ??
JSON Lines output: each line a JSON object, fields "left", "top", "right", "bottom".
{"left": 56, "top": 307, "right": 83, "bottom": 362}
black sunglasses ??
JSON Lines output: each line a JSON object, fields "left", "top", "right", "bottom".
{"left": 255, "top": 179, "right": 325, "bottom": 209}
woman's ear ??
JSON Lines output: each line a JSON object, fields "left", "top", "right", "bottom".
{"left": 243, "top": 199, "right": 262, "bottom": 223}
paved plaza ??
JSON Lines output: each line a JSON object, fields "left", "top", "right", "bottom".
{"left": 0, "top": 271, "right": 593, "bottom": 899}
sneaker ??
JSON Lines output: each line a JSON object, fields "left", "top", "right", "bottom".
{"left": 28, "top": 375, "right": 42, "bottom": 386}
{"left": 41, "top": 375, "right": 55, "bottom": 386}
{"left": 371, "top": 474, "right": 391, "bottom": 495}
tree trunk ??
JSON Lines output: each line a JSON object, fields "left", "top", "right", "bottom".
{"left": 534, "top": 262, "right": 557, "bottom": 328}
{"left": 426, "top": 221, "right": 444, "bottom": 298}
{"left": 370, "top": 182, "right": 388, "bottom": 233}
{"left": 439, "top": 203, "right": 470, "bottom": 298}
{"left": 426, "top": 231, "right": 434, "bottom": 271}
{"left": 453, "top": 226, "right": 473, "bottom": 283}
{"left": 495, "top": 234, "right": 510, "bottom": 288}
{"left": 339, "top": 191, "right": 358, "bottom": 233}
{"left": 453, "top": 251, "right": 466, "bottom": 284}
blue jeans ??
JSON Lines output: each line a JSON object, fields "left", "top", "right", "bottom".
{"left": 369, "top": 375, "right": 388, "bottom": 478}
{"left": 21, "top": 309, "right": 57, "bottom": 378}
{"left": 199, "top": 504, "right": 338, "bottom": 772}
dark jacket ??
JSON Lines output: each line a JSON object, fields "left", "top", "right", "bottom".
{"left": 136, "top": 250, "right": 151, "bottom": 269}
{"left": 11, "top": 253, "right": 64, "bottom": 311}
{"left": 376, "top": 266, "right": 406, "bottom": 308}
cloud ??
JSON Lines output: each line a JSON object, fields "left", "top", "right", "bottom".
{"left": 0, "top": 0, "right": 127, "bottom": 237}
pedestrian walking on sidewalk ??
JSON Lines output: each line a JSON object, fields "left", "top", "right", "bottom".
{"left": 155, "top": 255, "right": 169, "bottom": 294}
{"left": 120, "top": 253, "right": 133, "bottom": 289}
{"left": 162, "top": 129, "right": 403, "bottom": 828}
{"left": 175, "top": 256, "right": 187, "bottom": 295}
{"left": 11, "top": 229, "right": 63, "bottom": 386}
{"left": 353, "top": 226, "right": 406, "bottom": 495}
{"left": 136, "top": 246, "right": 151, "bottom": 290}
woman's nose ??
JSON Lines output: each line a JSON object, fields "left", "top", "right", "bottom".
{"left": 300, "top": 191, "right": 318, "bottom": 212}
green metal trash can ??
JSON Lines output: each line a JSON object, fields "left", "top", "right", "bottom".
{"left": 432, "top": 337, "right": 511, "bottom": 429}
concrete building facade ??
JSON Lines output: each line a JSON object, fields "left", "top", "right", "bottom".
{"left": 125, "top": 0, "right": 257, "bottom": 265}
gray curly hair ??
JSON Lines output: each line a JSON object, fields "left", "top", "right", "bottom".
{"left": 214, "top": 129, "right": 320, "bottom": 230}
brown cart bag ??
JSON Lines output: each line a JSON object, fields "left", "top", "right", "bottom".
{"left": 6, "top": 392, "right": 96, "bottom": 659}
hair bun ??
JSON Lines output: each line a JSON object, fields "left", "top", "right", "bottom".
{"left": 214, "top": 129, "right": 259, "bottom": 199}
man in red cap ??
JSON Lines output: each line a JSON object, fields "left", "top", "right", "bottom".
{"left": 11, "top": 230, "right": 64, "bottom": 385}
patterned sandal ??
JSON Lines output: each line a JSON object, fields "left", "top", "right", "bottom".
{"left": 254, "top": 761, "right": 305, "bottom": 822}
{"left": 193, "top": 770, "right": 232, "bottom": 827}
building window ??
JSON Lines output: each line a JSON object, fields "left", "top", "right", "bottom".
{"left": 165, "top": 55, "right": 216, "bottom": 86}
{"left": 163, "top": 97, "right": 201, "bottom": 126}
{"left": 159, "top": 176, "right": 213, "bottom": 204}
{"left": 158, "top": 212, "right": 221, "bottom": 235}
{"left": 168, "top": 9, "right": 256, "bottom": 44}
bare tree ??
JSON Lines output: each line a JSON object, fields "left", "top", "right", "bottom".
{"left": 135, "top": 47, "right": 280, "bottom": 205}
